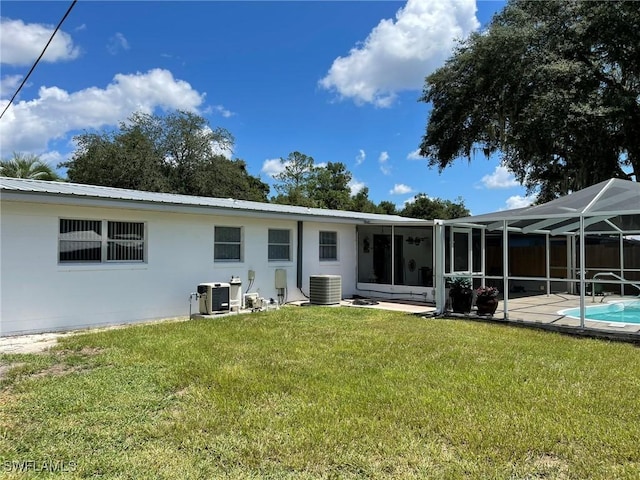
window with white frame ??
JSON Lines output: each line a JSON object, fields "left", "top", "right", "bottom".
{"left": 268, "top": 229, "right": 291, "bottom": 261}
{"left": 319, "top": 231, "right": 338, "bottom": 261}
{"left": 214, "top": 226, "right": 242, "bottom": 262}
{"left": 59, "top": 219, "right": 145, "bottom": 263}
{"left": 107, "top": 221, "right": 145, "bottom": 261}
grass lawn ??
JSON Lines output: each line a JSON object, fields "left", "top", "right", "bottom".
{"left": 1, "top": 307, "right": 639, "bottom": 479}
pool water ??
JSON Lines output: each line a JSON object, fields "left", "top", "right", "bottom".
{"left": 560, "top": 301, "right": 640, "bottom": 325}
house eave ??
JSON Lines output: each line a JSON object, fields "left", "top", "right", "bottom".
{"left": 0, "top": 190, "right": 433, "bottom": 226}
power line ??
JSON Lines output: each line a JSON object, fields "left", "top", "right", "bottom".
{"left": 0, "top": 0, "right": 78, "bottom": 121}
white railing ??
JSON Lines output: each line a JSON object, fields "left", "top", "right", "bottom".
{"left": 591, "top": 272, "right": 640, "bottom": 302}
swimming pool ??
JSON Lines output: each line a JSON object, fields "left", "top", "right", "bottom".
{"left": 559, "top": 300, "right": 640, "bottom": 325}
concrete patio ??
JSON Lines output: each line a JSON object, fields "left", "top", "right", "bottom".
{"left": 443, "top": 293, "right": 640, "bottom": 342}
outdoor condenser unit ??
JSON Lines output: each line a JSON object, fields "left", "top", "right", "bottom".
{"left": 197, "top": 282, "right": 230, "bottom": 314}
{"left": 309, "top": 275, "right": 342, "bottom": 305}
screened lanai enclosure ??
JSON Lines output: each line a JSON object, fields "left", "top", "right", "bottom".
{"left": 433, "top": 178, "right": 640, "bottom": 328}
{"left": 356, "top": 223, "right": 436, "bottom": 301}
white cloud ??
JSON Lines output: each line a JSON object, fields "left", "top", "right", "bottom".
{"left": 0, "top": 68, "right": 205, "bottom": 154}
{"left": 348, "top": 179, "right": 366, "bottom": 196}
{"left": 355, "top": 149, "right": 366, "bottom": 166}
{"left": 379, "top": 151, "right": 391, "bottom": 175}
{"left": 505, "top": 194, "right": 536, "bottom": 210}
{"left": 204, "top": 126, "right": 234, "bottom": 159}
{"left": 107, "top": 32, "right": 130, "bottom": 55}
{"left": 390, "top": 183, "right": 413, "bottom": 195}
{"left": 261, "top": 158, "right": 323, "bottom": 178}
{"left": 403, "top": 194, "right": 422, "bottom": 206}
{"left": 39, "top": 150, "right": 65, "bottom": 166}
{"left": 261, "top": 158, "right": 286, "bottom": 178}
{"left": 213, "top": 105, "right": 234, "bottom": 118}
{"left": 0, "top": 74, "right": 21, "bottom": 99}
{"left": 320, "top": 0, "right": 479, "bottom": 107}
{"left": 407, "top": 148, "right": 422, "bottom": 160}
{"left": 482, "top": 165, "right": 520, "bottom": 189}
{"left": 0, "top": 18, "right": 80, "bottom": 66}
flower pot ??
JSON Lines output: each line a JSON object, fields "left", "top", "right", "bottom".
{"left": 475, "top": 296, "right": 498, "bottom": 316}
{"left": 450, "top": 289, "right": 473, "bottom": 313}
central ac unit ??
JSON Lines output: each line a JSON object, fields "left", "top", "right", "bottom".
{"left": 197, "top": 282, "right": 230, "bottom": 314}
{"left": 309, "top": 275, "right": 342, "bottom": 305}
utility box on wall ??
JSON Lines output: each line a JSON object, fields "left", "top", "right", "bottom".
{"left": 275, "top": 269, "right": 287, "bottom": 289}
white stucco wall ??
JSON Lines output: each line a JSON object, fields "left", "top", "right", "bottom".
{"left": 299, "top": 221, "right": 357, "bottom": 298}
{"left": 0, "top": 200, "right": 358, "bottom": 335}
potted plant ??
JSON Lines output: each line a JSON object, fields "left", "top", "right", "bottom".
{"left": 448, "top": 276, "right": 473, "bottom": 313}
{"left": 475, "top": 286, "right": 499, "bottom": 316}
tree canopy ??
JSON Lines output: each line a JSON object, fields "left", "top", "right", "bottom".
{"left": 400, "top": 194, "right": 469, "bottom": 220}
{"left": 271, "top": 153, "right": 357, "bottom": 210}
{"left": 269, "top": 151, "right": 470, "bottom": 217}
{"left": 350, "top": 187, "right": 380, "bottom": 214}
{"left": 309, "top": 161, "right": 353, "bottom": 211}
{"left": 62, "top": 110, "right": 269, "bottom": 201}
{"left": 269, "top": 150, "right": 468, "bottom": 218}
{"left": 272, "top": 152, "right": 317, "bottom": 207}
{"left": 0, "top": 153, "right": 61, "bottom": 181}
{"left": 419, "top": 0, "right": 640, "bottom": 202}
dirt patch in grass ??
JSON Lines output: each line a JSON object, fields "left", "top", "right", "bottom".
{"left": 29, "top": 346, "right": 104, "bottom": 378}
{"left": 1, "top": 346, "right": 104, "bottom": 384}
{"left": 530, "top": 453, "right": 570, "bottom": 479}
{"left": 0, "top": 362, "right": 26, "bottom": 381}
{"left": 54, "top": 346, "right": 104, "bottom": 357}
{"left": 29, "top": 363, "right": 89, "bottom": 379}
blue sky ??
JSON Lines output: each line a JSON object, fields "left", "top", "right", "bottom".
{"left": 0, "top": 0, "right": 536, "bottom": 214}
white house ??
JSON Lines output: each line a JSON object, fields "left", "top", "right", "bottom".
{"left": 1, "top": 178, "right": 436, "bottom": 336}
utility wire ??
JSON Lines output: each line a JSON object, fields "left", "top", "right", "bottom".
{"left": 0, "top": 0, "right": 78, "bottom": 121}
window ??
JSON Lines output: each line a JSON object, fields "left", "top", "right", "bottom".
{"left": 59, "top": 219, "right": 102, "bottom": 263}
{"left": 59, "top": 219, "right": 145, "bottom": 263}
{"left": 108, "top": 221, "right": 145, "bottom": 261}
{"left": 268, "top": 229, "right": 291, "bottom": 261}
{"left": 319, "top": 231, "right": 337, "bottom": 261}
{"left": 215, "top": 226, "right": 242, "bottom": 262}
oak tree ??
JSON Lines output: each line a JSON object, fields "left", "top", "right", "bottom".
{"left": 62, "top": 110, "right": 269, "bottom": 201}
{"left": 419, "top": 0, "right": 639, "bottom": 201}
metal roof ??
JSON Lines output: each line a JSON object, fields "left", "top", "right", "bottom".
{"left": 0, "top": 177, "right": 431, "bottom": 225}
{"left": 446, "top": 178, "right": 640, "bottom": 235}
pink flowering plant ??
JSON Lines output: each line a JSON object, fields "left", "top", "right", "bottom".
{"left": 476, "top": 286, "right": 499, "bottom": 298}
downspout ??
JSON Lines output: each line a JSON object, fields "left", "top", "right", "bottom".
{"left": 297, "top": 221, "right": 303, "bottom": 289}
